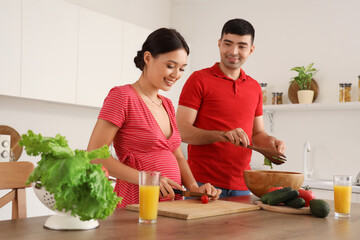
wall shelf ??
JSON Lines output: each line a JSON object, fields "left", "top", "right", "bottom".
{"left": 263, "top": 102, "right": 360, "bottom": 131}
{"left": 264, "top": 102, "right": 360, "bottom": 113}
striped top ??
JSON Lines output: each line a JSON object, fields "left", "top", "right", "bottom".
{"left": 99, "top": 84, "right": 182, "bottom": 207}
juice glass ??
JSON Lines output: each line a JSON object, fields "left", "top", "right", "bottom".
{"left": 139, "top": 171, "right": 161, "bottom": 223}
{"left": 333, "top": 175, "right": 352, "bottom": 218}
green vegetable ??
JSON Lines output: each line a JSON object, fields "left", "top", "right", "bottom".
{"left": 263, "top": 157, "right": 273, "bottom": 169}
{"left": 268, "top": 189, "right": 299, "bottom": 206}
{"left": 309, "top": 199, "right": 330, "bottom": 218}
{"left": 261, "top": 187, "right": 292, "bottom": 204}
{"left": 20, "top": 130, "right": 121, "bottom": 221}
{"left": 285, "top": 197, "right": 306, "bottom": 208}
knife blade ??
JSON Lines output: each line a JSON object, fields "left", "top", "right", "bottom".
{"left": 172, "top": 188, "right": 213, "bottom": 198}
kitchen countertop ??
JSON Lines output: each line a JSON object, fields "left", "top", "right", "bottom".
{"left": 1, "top": 195, "right": 360, "bottom": 239}
{"left": 303, "top": 179, "right": 360, "bottom": 193}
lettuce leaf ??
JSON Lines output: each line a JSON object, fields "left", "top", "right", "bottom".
{"left": 20, "top": 130, "right": 121, "bottom": 221}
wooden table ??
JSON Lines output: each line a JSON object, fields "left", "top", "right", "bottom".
{"left": 1, "top": 195, "right": 359, "bottom": 240}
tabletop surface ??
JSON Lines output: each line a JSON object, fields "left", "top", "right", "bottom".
{"left": 1, "top": 195, "right": 359, "bottom": 240}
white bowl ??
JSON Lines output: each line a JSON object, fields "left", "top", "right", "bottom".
{"left": 33, "top": 184, "right": 99, "bottom": 230}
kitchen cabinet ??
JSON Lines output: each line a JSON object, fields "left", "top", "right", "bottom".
{"left": 21, "top": 0, "right": 78, "bottom": 104}
{"left": 77, "top": 8, "right": 124, "bottom": 107}
{"left": 122, "top": 22, "right": 152, "bottom": 84}
{"left": 0, "top": 0, "right": 21, "bottom": 97}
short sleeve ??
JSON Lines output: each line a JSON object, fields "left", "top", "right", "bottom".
{"left": 254, "top": 83, "right": 263, "bottom": 117}
{"left": 98, "top": 86, "right": 127, "bottom": 127}
{"left": 178, "top": 71, "right": 204, "bottom": 111}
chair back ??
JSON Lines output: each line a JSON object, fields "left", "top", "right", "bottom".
{"left": 0, "top": 161, "right": 34, "bottom": 219}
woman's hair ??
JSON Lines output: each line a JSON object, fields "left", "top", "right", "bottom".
{"left": 134, "top": 28, "right": 190, "bottom": 71}
{"left": 221, "top": 18, "right": 255, "bottom": 44}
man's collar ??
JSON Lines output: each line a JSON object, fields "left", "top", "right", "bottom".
{"left": 210, "top": 63, "right": 246, "bottom": 81}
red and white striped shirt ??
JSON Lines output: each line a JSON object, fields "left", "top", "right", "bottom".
{"left": 99, "top": 84, "right": 182, "bottom": 207}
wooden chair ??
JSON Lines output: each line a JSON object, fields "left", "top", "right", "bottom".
{"left": 0, "top": 162, "right": 34, "bottom": 219}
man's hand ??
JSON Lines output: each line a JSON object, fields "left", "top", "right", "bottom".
{"left": 222, "top": 128, "right": 250, "bottom": 147}
{"left": 268, "top": 137, "right": 286, "bottom": 154}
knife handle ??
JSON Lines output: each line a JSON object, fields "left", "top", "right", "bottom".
{"left": 172, "top": 188, "right": 184, "bottom": 195}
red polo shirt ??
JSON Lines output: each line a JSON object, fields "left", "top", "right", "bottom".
{"left": 178, "top": 63, "right": 263, "bottom": 190}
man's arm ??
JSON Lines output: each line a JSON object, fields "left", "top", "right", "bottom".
{"left": 252, "top": 115, "right": 286, "bottom": 153}
{"left": 176, "top": 105, "right": 252, "bottom": 146}
{"left": 176, "top": 105, "right": 227, "bottom": 145}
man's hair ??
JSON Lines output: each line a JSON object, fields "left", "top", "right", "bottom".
{"left": 221, "top": 18, "right": 255, "bottom": 44}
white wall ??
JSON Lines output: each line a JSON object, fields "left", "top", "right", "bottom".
{"left": 64, "top": 0, "right": 171, "bottom": 30}
{"left": 170, "top": 0, "right": 360, "bottom": 103}
{"left": 170, "top": 0, "right": 360, "bottom": 178}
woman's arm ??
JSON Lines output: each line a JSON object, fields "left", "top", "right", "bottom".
{"left": 87, "top": 119, "right": 140, "bottom": 184}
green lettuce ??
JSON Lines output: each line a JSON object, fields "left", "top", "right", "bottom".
{"left": 20, "top": 130, "right": 121, "bottom": 221}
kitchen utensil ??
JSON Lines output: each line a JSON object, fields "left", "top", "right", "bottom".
{"left": 254, "top": 201, "right": 311, "bottom": 215}
{"left": 223, "top": 136, "right": 286, "bottom": 165}
{"left": 243, "top": 170, "right": 304, "bottom": 197}
{"left": 239, "top": 142, "right": 286, "bottom": 165}
{"left": 33, "top": 183, "right": 99, "bottom": 230}
{"left": 288, "top": 79, "right": 319, "bottom": 104}
{"left": 173, "top": 188, "right": 213, "bottom": 198}
{"left": 0, "top": 125, "right": 23, "bottom": 161}
{"left": 126, "top": 199, "right": 260, "bottom": 220}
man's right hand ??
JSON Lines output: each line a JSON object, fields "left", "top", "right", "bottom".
{"left": 221, "top": 128, "right": 250, "bottom": 147}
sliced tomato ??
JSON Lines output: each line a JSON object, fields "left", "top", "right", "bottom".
{"left": 297, "top": 188, "right": 315, "bottom": 207}
{"left": 268, "top": 186, "right": 283, "bottom": 192}
{"left": 201, "top": 195, "right": 209, "bottom": 204}
{"left": 101, "top": 166, "right": 110, "bottom": 179}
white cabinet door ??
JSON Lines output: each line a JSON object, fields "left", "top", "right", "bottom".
{"left": 0, "top": 0, "right": 21, "bottom": 96}
{"left": 77, "top": 8, "right": 123, "bottom": 107}
{"left": 21, "top": 0, "right": 78, "bottom": 104}
{"left": 122, "top": 22, "right": 152, "bottom": 85}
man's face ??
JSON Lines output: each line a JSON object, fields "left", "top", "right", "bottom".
{"left": 218, "top": 33, "right": 255, "bottom": 70}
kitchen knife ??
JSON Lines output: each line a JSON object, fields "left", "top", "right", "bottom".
{"left": 173, "top": 188, "right": 213, "bottom": 198}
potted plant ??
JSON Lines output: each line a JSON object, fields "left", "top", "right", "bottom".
{"left": 289, "top": 63, "right": 317, "bottom": 104}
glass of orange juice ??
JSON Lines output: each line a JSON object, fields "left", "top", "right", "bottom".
{"left": 333, "top": 175, "right": 352, "bottom": 218}
{"left": 139, "top": 171, "right": 161, "bottom": 223}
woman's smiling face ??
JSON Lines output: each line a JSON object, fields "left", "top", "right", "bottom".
{"left": 144, "top": 48, "right": 188, "bottom": 91}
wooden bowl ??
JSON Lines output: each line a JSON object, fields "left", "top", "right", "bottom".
{"left": 243, "top": 170, "right": 304, "bottom": 198}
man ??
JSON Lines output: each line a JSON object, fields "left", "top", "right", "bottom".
{"left": 176, "top": 18, "right": 285, "bottom": 197}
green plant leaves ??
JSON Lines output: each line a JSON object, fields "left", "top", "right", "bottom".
{"left": 20, "top": 130, "right": 121, "bottom": 221}
{"left": 290, "top": 63, "right": 317, "bottom": 90}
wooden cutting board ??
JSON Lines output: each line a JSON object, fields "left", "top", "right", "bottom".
{"left": 126, "top": 199, "right": 260, "bottom": 220}
{"left": 255, "top": 201, "right": 311, "bottom": 215}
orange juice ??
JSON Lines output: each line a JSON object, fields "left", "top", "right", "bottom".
{"left": 334, "top": 185, "right": 352, "bottom": 214}
{"left": 139, "top": 185, "right": 160, "bottom": 221}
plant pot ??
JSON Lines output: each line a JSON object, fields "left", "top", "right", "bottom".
{"left": 297, "top": 90, "right": 314, "bottom": 104}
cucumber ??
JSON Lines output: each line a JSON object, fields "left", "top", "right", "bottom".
{"left": 260, "top": 187, "right": 292, "bottom": 204}
{"left": 268, "top": 189, "right": 299, "bottom": 205}
{"left": 309, "top": 199, "right": 330, "bottom": 218}
{"left": 285, "top": 197, "right": 305, "bottom": 208}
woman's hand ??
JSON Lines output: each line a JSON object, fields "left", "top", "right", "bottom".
{"left": 159, "top": 176, "right": 184, "bottom": 200}
{"left": 189, "top": 183, "right": 221, "bottom": 200}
